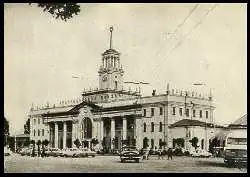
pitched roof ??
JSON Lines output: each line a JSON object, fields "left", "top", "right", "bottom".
{"left": 228, "top": 114, "right": 247, "bottom": 128}
{"left": 42, "top": 101, "right": 101, "bottom": 117}
{"left": 169, "top": 119, "right": 214, "bottom": 128}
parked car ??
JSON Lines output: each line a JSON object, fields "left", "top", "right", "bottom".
{"left": 4, "top": 147, "right": 12, "bottom": 156}
{"left": 61, "top": 148, "right": 79, "bottom": 157}
{"left": 20, "top": 148, "right": 31, "bottom": 156}
{"left": 78, "top": 148, "right": 96, "bottom": 157}
{"left": 192, "top": 149, "right": 212, "bottom": 158}
{"left": 47, "top": 148, "right": 62, "bottom": 157}
{"left": 120, "top": 146, "right": 141, "bottom": 163}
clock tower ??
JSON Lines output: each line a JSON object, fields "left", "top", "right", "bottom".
{"left": 98, "top": 26, "right": 124, "bottom": 90}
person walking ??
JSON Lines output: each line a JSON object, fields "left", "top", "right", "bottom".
{"left": 146, "top": 146, "right": 150, "bottom": 160}
{"left": 158, "top": 148, "right": 163, "bottom": 160}
{"left": 167, "top": 148, "right": 173, "bottom": 160}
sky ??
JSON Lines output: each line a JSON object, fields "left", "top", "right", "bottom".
{"left": 4, "top": 3, "right": 247, "bottom": 135}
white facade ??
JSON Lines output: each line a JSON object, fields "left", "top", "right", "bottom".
{"left": 28, "top": 27, "right": 217, "bottom": 151}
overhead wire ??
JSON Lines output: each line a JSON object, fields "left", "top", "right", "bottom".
{"left": 165, "top": 4, "right": 219, "bottom": 58}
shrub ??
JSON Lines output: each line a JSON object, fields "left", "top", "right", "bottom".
{"left": 189, "top": 137, "right": 199, "bottom": 149}
{"left": 184, "top": 151, "right": 190, "bottom": 156}
{"left": 74, "top": 139, "right": 81, "bottom": 148}
{"left": 173, "top": 148, "right": 184, "bottom": 156}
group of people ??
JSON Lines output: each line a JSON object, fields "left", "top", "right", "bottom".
{"left": 142, "top": 147, "right": 173, "bottom": 160}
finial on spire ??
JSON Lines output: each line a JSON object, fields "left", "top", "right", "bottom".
{"left": 109, "top": 26, "right": 113, "bottom": 49}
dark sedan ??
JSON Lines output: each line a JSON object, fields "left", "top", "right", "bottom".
{"left": 120, "top": 146, "right": 141, "bottom": 163}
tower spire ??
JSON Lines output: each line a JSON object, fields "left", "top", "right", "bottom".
{"left": 109, "top": 26, "right": 113, "bottom": 49}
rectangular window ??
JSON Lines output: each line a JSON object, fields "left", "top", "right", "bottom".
{"left": 193, "top": 110, "right": 196, "bottom": 117}
{"left": 179, "top": 108, "right": 183, "bottom": 116}
{"left": 151, "top": 139, "right": 154, "bottom": 149}
{"left": 33, "top": 129, "right": 36, "bottom": 137}
{"left": 42, "top": 129, "right": 44, "bottom": 136}
{"left": 159, "top": 107, "right": 163, "bottom": 115}
{"left": 143, "top": 109, "right": 146, "bottom": 117}
{"left": 186, "top": 109, "right": 189, "bottom": 117}
{"left": 159, "top": 122, "right": 162, "bottom": 132}
{"left": 172, "top": 107, "right": 176, "bottom": 115}
{"left": 38, "top": 130, "right": 40, "bottom": 136}
{"left": 143, "top": 123, "right": 147, "bottom": 132}
{"left": 206, "top": 111, "right": 209, "bottom": 118}
{"left": 151, "top": 122, "right": 154, "bottom": 132}
{"left": 151, "top": 108, "right": 154, "bottom": 116}
{"left": 200, "top": 110, "right": 202, "bottom": 118}
{"left": 38, "top": 118, "right": 40, "bottom": 124}
{"left": 34, "top": 118, "right": 36, "bottom": 125}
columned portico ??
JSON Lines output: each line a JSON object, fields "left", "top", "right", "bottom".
{"left": 122, "top": 117, "right": 127, "bottom": 140}
{"left": 54, "top": 122, "right": 59, "bottom": 148}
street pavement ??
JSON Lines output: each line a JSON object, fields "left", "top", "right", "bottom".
{"left": 4, "top": 154, "right": 247, "bottom": 173}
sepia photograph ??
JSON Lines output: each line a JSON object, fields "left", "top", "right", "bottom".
{"left": 4, "top": 3, "right": 247, "bottom": 173}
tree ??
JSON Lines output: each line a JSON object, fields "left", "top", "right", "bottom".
{"left": 175, "top": 138, "right": 185, "bottom": 148}
{"left": 91, "top": 138, "right": 99, "bottom": 146}
{"left": 24, "top": 118, "right": 30, "bottom": 134}
{"left": 42, "top": 139, "right": 49, "bottom": 147}
{"left": 189, "top": 137, "right": 199, "bottom": 149}
{"left": 159, "top": 141, "right": 167, "bottom": 149}
{"left": 83, "top": 140, "right": 88, "bottom": 148}
{"left": 30, "top": 3, "right": 81, "bottom": 21}
{"left": 30, "top": 140, "right": 35, "bottom": 157}
{"left": 36, "top": 140, "right": 42, "bottom": 157}
{"left": 23, "top": 139, "right": 30, "bottom": 147}
{"left": 30, "top": 140, "right": 35, "bottom": 145}
{"left": 209, "top": 137, "right": 220, "bottom": 153}
{"left": 4, "top": 117, "right": 9, "bottom": 146}
{"left": 74, "top": 139, "right": 81, "bottom": 148}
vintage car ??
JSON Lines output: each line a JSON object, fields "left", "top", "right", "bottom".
{"left": 61, "top": 148, "right": 81, "bottom": 157}
{"left": 20, "top": 148, "right": 31, "bottom": 156}
{"left": 4, "top": 147, "right": 12, "bottom": 156}
{"left": 120, "top": 146, "right": 141, "bottom": 163}
{"left": 47, "top": 148, "right": 62, "bottom": 157}
{"left": 192, "top": 149, "right": 212, "bottom": 158}
{"left": 78, "top": 148, "right": 96, "bottom": 157}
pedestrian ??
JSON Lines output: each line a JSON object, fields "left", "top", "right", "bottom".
{"left": 158, "top": 148, "right": 163, "bottom": 160}
{"left": 38, "top": 146, "right": 41, "bottom": 157}
{"left": 145, "top": 146, "right": 150, "bottom": 160}
{"left": 167, "top": 148, "right": 173, "bottom": 160}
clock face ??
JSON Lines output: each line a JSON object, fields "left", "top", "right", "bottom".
{"left": 102, "top": 76, "right": 107, "bottom": 81}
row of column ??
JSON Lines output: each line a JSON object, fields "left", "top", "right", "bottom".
{"left": 98, "top": 117, "right": 128, "bottom": 149}
{"left": 102, "top": 56, "right": 120, "bottom": 69}
{"left": 54, "top": 122, "right": 68, "bottom": 149}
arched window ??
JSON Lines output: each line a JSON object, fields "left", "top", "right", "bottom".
{"left": 143, "top": 123, "right": 147, "bottom": 132}
{"left": 115, "top": 81, "right": 118, "bottom": 90}
{"left": 151, "top": 122, "right": 154, "bottom": 132}
{"left": 81, "top": 118, "right": 92, "bottom": 139}
{"left": 143, "top": 137, "right": 148, "bottom": 148}
{"left": 159, "top": 122, "right": 162, "bottom": 132}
